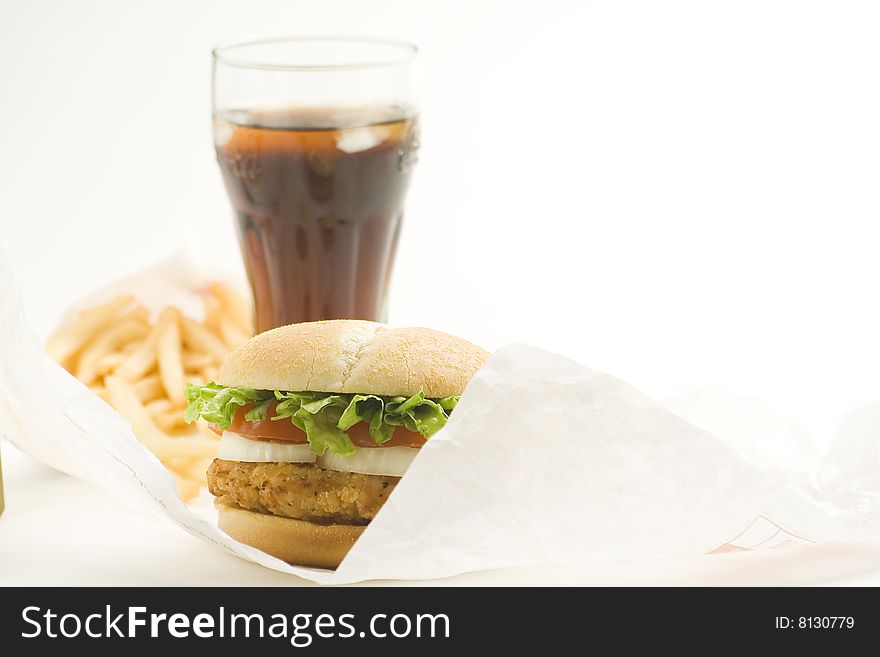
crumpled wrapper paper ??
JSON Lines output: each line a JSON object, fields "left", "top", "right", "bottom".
{"left": 2, "top": 245, "right": 880, "bottom": 584}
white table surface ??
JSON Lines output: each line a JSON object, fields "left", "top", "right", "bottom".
{"left": 2, "top": 441, "right": 880, "bottom": 587}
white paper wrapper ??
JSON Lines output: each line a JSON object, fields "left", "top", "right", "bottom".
{"left": 2, "top": 243, "right": 880, "bottom": 584}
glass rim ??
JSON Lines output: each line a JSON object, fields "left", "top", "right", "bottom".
{"left": 212, "top": 36, "right": 418, "bottom": 72}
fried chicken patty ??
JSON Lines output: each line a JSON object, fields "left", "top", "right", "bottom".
{"left": 207, "top": 459, "right": 400, "bottom": 525}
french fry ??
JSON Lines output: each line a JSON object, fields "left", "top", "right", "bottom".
{"left": 181, "top": 316, "right": 229, "bottom": 362}
{"left": 154, "top": 409, "right": 188, "bottom": 432}
{"left": 148, "top": 435, "right": 219, "bottom": 460}
{"left": 115, "top": 308, "right": 175, "bottom": 382}
{"left": 105, "top": 374, "right": 176, "bottom": 447}
{"left": 212, "top": 282, "right": 252, "bottom": 334}
{"left": 202, "top": 291, "right": 223, "bottom": 332}
{"left": 157, "top": 308, "right": 185, "bottom": 406}
{"left": 121, "top": 340, "right": 142, "bottom": 355}
{"left": 105, "top": 376, "right": 218, "bottom": 459}
{"left": 132, "top": 374, "right": 163, "bottom": 403}
{"left": 203, "top": 366, "right": 220, "bottom": 382}
{"left": 182, "top": 351, "right": 215, "bottom": 371}
{"left": 45, "top": 295, "right": 135, "bottom": 368}
{"left": 144, "top": 398, "right": 173, "bottom": 416}
{"left": 75, "top": 313, "right": 149, "bottom": 386}
{"left": 95, "top": 352, "right": 126, "bottom": 376}
{"left": 219, "top": 315, "right": 250, "bottom": 350}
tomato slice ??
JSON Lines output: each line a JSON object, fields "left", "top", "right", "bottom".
{"left": 220, "top": 402, "right": 426, "bottom": 448}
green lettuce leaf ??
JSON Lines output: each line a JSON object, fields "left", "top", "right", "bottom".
{"left": 293, "top": 400, "right": 355, "bottom": 456}
{"left": 243, "top": 398, "right": 271, "bottom": 422}
{"left": 338, "top": 394, "right": 395, "bottom": 443}
{"left": 183, "top": 382, "right": 270, "bottom": 429}
{"left": 184, "top": 382, "right": 461, "bottom": 456}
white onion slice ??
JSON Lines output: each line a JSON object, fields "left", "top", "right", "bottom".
{"left": 317, "top": 447, "right": 419, "bottom": 477}
{"left": 219, "top": 431, "right": 316, "bottom": 463}
{"left": 219, "top": 431, "right": 419, "bottom": 476}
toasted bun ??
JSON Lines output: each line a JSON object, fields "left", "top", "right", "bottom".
{"left": 219, "top": 319, "right": 489, "bottom": 397}
{"left": 217, "top": 503, "right": 363, "bottom": 569}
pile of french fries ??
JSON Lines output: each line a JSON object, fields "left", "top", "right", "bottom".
{"left": 45, "top": 283, "right": 253, "bottom": 500}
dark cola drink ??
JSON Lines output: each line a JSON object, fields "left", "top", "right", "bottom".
{"left": 214, "top": 106, "right": 418, "bottom": 332}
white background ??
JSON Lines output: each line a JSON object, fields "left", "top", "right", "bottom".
{"left": 2, "top": 0, "right": 880, "bottom": 584}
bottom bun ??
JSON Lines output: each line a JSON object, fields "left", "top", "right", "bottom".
{"left": 216, "top": 503, "right": 365, "bottom": 569}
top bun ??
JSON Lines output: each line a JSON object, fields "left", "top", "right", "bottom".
{"left": 218, "top": 320, "right": 490, "bottom": 398}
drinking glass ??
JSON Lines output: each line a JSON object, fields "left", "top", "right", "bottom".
{"left": 212, "top": 37, "right": 419, "bottom": 333}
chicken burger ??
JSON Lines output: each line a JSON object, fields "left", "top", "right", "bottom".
{"left": 184, "top": 319, "right": 488, "bottom": 569}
